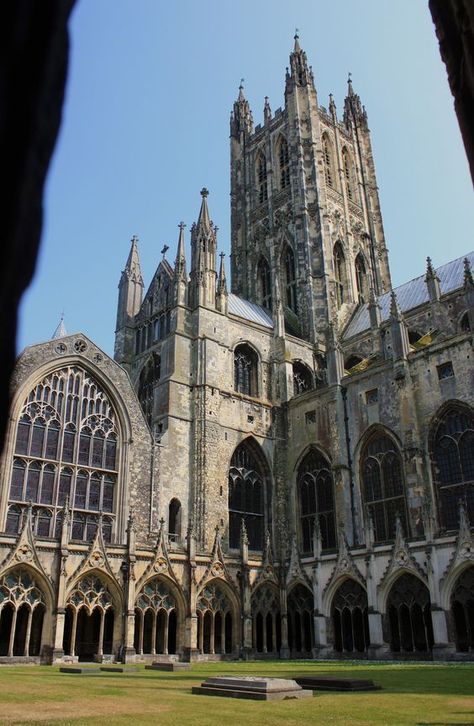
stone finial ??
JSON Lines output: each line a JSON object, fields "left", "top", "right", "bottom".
{"left": 425, "top": 256, "right": 441, "bottom": 301}
{"left": 464, "top": 257, "right": 474, "bottom": 288}
{"left": 264, "top": 96, "right": 272, "bottom": 123}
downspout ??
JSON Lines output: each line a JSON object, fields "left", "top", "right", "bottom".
{"left": 341, "top": 385, "right": 357, "bottom": 545}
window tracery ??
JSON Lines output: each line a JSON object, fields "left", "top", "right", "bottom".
{"left": 278, "top": 137, "right": 290, "bottom": 190}
{"left": 342, "top": 147, "right": 354, "bottom": 200}
{"left": 138, "top": 353, "right": 161, "bottom": 427}
{"left": 7, "top": 367, "right": 119, "bottom": 542}
{"left": 387, "top": 574, "right": 434, "bottom": 653}
{"left": 287, "top": 584, "right": 314, "bottom": 654}
{"left": 228, "top": 441, "right": 268, "bottom": 550}
{"left": 251, "top": 585, "right": 281, "bottom": 654}
{"left": 332, "top": 579, "right": 369, "bottom": 653}
{"left": 355, "top": 253, "right": 368, "bottom": 303}
{"left": 63, "top": 575, "right": 115, "bottom": 658}
{"left": 333, "top": 242, "right": 346, "bottom": 307}
{"left": 234, "top": 344, "right": 258, "bottom": 397}
{"left": 197, "top": 582, "right": 233, "bottom": 654}
{"left": 292, "top": 361, "right": 313, "bottom": 396}
{"left": 322, "top": 134, "right": 335, "bottom": 188}
{"left": 134, "top": 578, "right": 178, "bottom": 655}
{"left": 257, "top": 256, "right": 272, "bottom": 311}
{"left": 298, "top": 449, "right": 336, "bottom": 553}
{"left": 0, "top": 569, "right": 45, "bottom": 657}
{"left": 284, "top": 246, "right": 297, "bottom": 313}
{"left": 256, "top": 152, "right": 268, "bottom": 204}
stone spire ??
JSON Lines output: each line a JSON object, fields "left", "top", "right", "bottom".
{"left": 230, "top": 80, "right": 254, "bottom": 138}
{"left": 51, "top": 313, "right": 67, "bottom": 340}
{"left": 343, "top": 72, "right": 368, "bottom": 129}
{"left": 425, "top": 256, "right": 441, "bottom": 301}
{"left": 286, "top": 31, "right": 314, "bottom": 93}
{"left": 115, "top": 235, "right": 145, "bottom": 363}
{"left": 389, "top": 290, "right": 410, "bottom": 360}
{"left": 189, "top": 189, "right": 217, "bottom": 309}
{"left": 174, "top": 222, "right": 187, "bottom": 281}
{"left": 216, "top": 252, "right": 228, "bottom": 314}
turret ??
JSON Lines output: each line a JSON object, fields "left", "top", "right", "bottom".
{"left": 189, "top": 189, "right": 217, "bottom": 309}
{"left": 216, "top": 251, "right": 228, "bottom": 314}
{"left": 285, "top": 32, "right": 315, "bottom": 96}
{"left": 174, "top": 222, "right": 187, "bottom": 306}
{"left": 114, "top": 235, "right": 144, "bottom": 363}
{"left": 230, "top": 81, "right": 253, "bottom": 139}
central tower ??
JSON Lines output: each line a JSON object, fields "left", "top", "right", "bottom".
{"left": 230, "top": 35, "right": 391, "bottom": 344}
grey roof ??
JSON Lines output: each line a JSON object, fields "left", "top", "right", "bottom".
{"left": 344, "top": 251, "right": 474, "bottom": 339}
{"left": 228, "top": 293, "right": 274, "bottom": 328}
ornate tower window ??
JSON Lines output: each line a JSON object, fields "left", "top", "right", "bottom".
{"left": 342, "top": 147, "right": 354, "bottom": 200}
{"left": 138, "top": 353, "right": 161, "bottom": 427}
{"left": 298, "top": 448, "right": 336, "bottom": 553}
{"left": 234, "top": 344, "right": 258, "bottom": 397}
{"left": 322, "top": 134, "right": 335, "bottom": 188}
{"left": 361, "top": 431, "right": 408, "bottom": 542}
{"left": 430, "top": 406, "right": 474, "bottom": 530}
{"left": 228, "top": 440, "right": 269, "bottom": 550}
{"left": 278, "top": 137, "right": 290, "bottom": 190}
{"left": 355, "top": 253, "right": 368, "bottom": 303}
{"left": 256, "top": 152, "right": 268, "bottom": 204}
{"left": 292, "top": 361, "right": 313, "bottom": 396}
{"left": 333, "top": 242, "right": 346, "bottom": 306}
{"left": 6, "top": 366, "right": 119, "bottom": 542}
{"left": 284, "top": 246, "right": 297, "bottom": 313}
{"left": 257, "top": 256, "right": 272, "bottom": 310}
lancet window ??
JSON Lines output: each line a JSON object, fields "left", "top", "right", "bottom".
{"left": 256, "top": 152, "right": 268, "bottom": 204}
{"left": 430, "top": 406, "right": 474, "bottom": 530}
{"left": 387, "top": 574, "right": 434, "bottom": 654}
{"left": 284, "top": 246, "right": 297, "bottom": 313}
{"left": 257, "top": 256, "right": 272, "bottom": 311}
{"left": 7, "top": 366, "right": 119, "bottom": 542}
{"left": 251, "top": 585, "right": 281, "bottom": 655}
{"left": 196, "top": 583, "right": 233, "bottom": 655}
{"left": 342, "top": 147, "right": 354, "bottom": 200}
{"left": 298, "top": 449, "right": 336, "bottom": 553}
{"left": 138, "top": 353, "right": 161, "bottom": 427}
{"left": 332, "top": 579, "right": 369, "bottom": 653}
{"left": 361, "top": 432, "right": 408, "bottom": 542}
{"left": 234, "top": 344, "right": 258, "bottom": 397}
{"left": 278, "top": 137, "right": 290, "bottom": 190}
{"left": 333, "top": 242, "right": 346, "bottom": 307}
{"left": 228, "top": 441, "right": 268, "bottom": 551}
{"left": 0, "top": 569, "right": 45, "bottom": 657}
{"left": 287, "top": 585, "right": 314, "bottom": 654}
{"left": 322, "top": 134, "right": 335, "bottom": 188}
{"left": 355, "top": 253, "right": 368, "bottom": 303}
{"left": 63, "top": 575, "right": 115, "bottom": 659}
{"left": 134, "top": 578, "right": 178, "bottom": 655}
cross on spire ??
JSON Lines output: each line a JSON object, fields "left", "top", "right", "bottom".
{"left": 161, "top": 244, "right": 169, "bottom": 259}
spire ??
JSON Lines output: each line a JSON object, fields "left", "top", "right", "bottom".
{"left": 51, "top": 313, "right": 67, "bottom": 340}
{"left": 368, "top": 287, "right": 382, "bottom": 329}
{"left": 189, "top": 188, "right": 217, "bottom": 309}
{"left": 115, "top": 235, "right": 145, "bottom": 360}
{"left": 389, "top": 290, "right": 410, "bottom": 360}
{"left": 174, "top": 222, "right": 187, "bottom": 280}
{"left": 287, "top": 30, "right": 313, "bottom": 92}
{"left": 390, "top": 290, "right": 402, "bottom": 320}
{"left": 124, "top": 235, "right": 143, "bottom": 285}
{"left": 196, "top": 188, "right": 211, "bottom": 233}
{"left": 217, "top": 252, "right": 227, "bottom": 295}
{"left": 425, "top": 256, "right": 441, "bottom": 301}
{"left": 329, "top": 93, "right": 337, "bottom": 120}
{"left": 343, "top": 72, "right": 368, "bottom": 129}
{"left": 293, "top": 29, "right": 301, "bottom": 53}
{"left": 230, "top": 79, "right": 254, "bottom": 137}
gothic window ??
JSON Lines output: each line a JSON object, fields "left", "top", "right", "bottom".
{"left": 63, "top": 575, "right": 115, "bottom": 658}
{"left": 430, "top": 406, "right": 474, "bottom": 530}
{"left": 134, "top": 578, "right": 178, "bottom": 656}
{"left": 138, "top": 353, "right": 161, "bottom": 427}
{"left": 332, "top": 580, "right": 369, "bottom": 653}
{"left": 461, "top": 312, "right": 471, "bottom": 332}
{"left": 257, "top": 256, "right": 272, "bottom": 310}
{"left": 361, "top": 432, "right": 408, "bottom": 542}
{"left": 298, "top": 449, "right": 336, "bottom": 553}
{"left": 386, "top": 574, "right": 434, "bottom": 653}
{"left": 228, "top": 441, "right": 269, "bottom": 550}
{"left": 6, "top": 366, "right": 119, "bottom": 541}
{"left": 284, "top": 245, "right": 297, "bottom": 313}
{"left": 251, "top": 585, "right": 281, "bottom": 655}
{"left": 333, "top": 242, "right": 346, "bottom": 307}
{"left": 287, "top": 584, "right": 314, "bottom": 654}
{"left": 168, "top": 498, "right": 181, "bottom": 545}
{"left": 278, "top": 137, "right": 290, "bottom": 190}
{"left": 0, "top": 569, "right": 45, "bottom": 657}
{"left": 292, "top": 361, "right": 313, "bottom": 396}
{"left": 256, "top": 152, "right": 268, "bottom": 204}
{"left": 234, "top": 344, "right": 258, "bottom": 397}
{"left": 355, "top": 253, "right": 368, "bottom": 303}
{"left": 450, "top": 567, "right": 474, "bottom": 652}
{"left": 196, "top": 582, "right": 233, "bottom": 655}
{"left": 342, "top": 147, "right": 354, "bottom": 201}
{"left": 322, "top": 134, "right": 335, "bottom": 188}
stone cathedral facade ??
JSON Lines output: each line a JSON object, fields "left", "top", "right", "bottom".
{"left": 0, "top": 37, "right": 473, "bottom": 664}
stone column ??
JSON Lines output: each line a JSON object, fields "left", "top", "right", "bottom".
{"left": 312, "top": 561, "right": 329, "bottom": 656}
{"left": 279, "top": 585, "right": 290, "bottom": 658}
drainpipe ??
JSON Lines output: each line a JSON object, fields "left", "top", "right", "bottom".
{"left": 341, "top": 385, "right": 357, "bottom": 545}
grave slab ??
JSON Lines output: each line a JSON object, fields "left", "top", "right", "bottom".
{"left": 145, "top": 662, "right": 190, "bottom": 671}
{"left": 192, "top": 676, "right": 313, "bottom": 701}
{"left": 100, "top": 666, "right": 140, "bottom": 673}
{"left": 59, "top": 667, "right": 101, "bottom": 675}
{"left": 294, "top": 676, "right": 381, "bottom": 691}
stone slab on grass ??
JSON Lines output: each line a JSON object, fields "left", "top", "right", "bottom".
{"left": 59, "top": 667, "right": 102, "bottom": 675}
{"left": 295, "top": 676, "right": 381, "bottom": 691}
{"left": 145, "top": 662, "right": 190, "bottom": 671}
{"left": 100, "top": 666, "right": 140, "bottom": 673}
{"left": 192, "top": 676, "right": 313, "bottom": 701}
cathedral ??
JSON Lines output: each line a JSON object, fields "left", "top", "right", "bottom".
{"left": 0, "top": 36, "right": 473, "bottom": 664}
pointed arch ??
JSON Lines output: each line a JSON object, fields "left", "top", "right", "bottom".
{"left": 256, "top": 149, "right": 267, "bottom": 204}
{"left": 134, "top": 575, "right": 185, "bottom": 656}
{"left": 276, "top": 135, "right": 290, "bottom": 190}
{"left": 228, "top": 437, "right": 271, "bottom": 551}
{"left": 384, "top": 572, "right": 434, "bottom": 654}
{"left": 287, "top": 583, "right": 314, "bottom": 655}
{"left": 0, "top": 567, "right": 49, "bottom": 657}
{"left": 196, "top": 579, "right": 239, "bottom": 655}
{"left": 251, "top": 583, "right": 281, "bottom": 655}
{"left": 296, "top": 446, "right": 336, "bottom": 554}
{"left": 342, "top": 146, "right": 355, "bottom": 201}
{"left": 330, "top": 578, "right": 369, "bottom": 653}
{"left": 322, "top": 133, "right": 336, "bottom": 189}
{"left": 292, "top": 360, "right": 313, "bottom": 396}
{"left": 333, "top": 241, "right": 347, "bottom": 306}
{"left": 447, "top": 566, "right": 474, "bottom": 652}
{"left": 233, "top": 342, "right": 259, "bottom": 397}
{"left": 138, "top": 352, "right": 161, "bottom": 427}
{"left": 358, "top": 426, "right": 408, "bottom": 543}
{"left": 428, "top": 401, "right": 474, "bottom": 530}
{"left": 282, "top": 244, "right": 297, "bottom": 313}
{"left": 257, "top": 256, "right": 272, "bottom": 310}
{"left": 355, "top": 252, "right": 369, "bottom": 303}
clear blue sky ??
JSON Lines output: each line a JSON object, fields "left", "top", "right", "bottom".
{"left": 18, "top": 0, "right": 473, "bottom": 356}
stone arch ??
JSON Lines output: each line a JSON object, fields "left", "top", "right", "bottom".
{"left": 0, "top": 566, "right": 50, "bottom": 657}
{"left": 256, "top": 255, "right": 272, "bottom": 311}
{"left": 292, "top": 360, "right": 313, "bottom": 396}
{"left": 440, "top": 559, "right": 474, "bottom": 611}
{"left": 280, "top": 243, "right": 297, "bottom": 314}
{"left": 233, "top": 341, "right": 260, "bottom": 397}
{"left": 255, "top": 147, "right": 267, "bottom": 204}
{"left": 295, "top": 445, "right": 336, "bottom": 554}
{"left": 133, "top": 574, "right": 185, "bottom": 657}
{"left": 447, "top": 565, "right": 474, "bottom": 652}
{"left": 196, "top": 578, "right": 240, "bottom": 655}
{"left": 383, "top": 572, "right": 434, "bottom": 654}
{"left": 333, "top": 240, "right": 347, "bottom": 307}
{"left": 427, "top": 400, "right": 474, "bottom": 531}
{"left": 328, "top": 577, "right": 370, "bottom": 654}
{"left": 287, "top": 582, "right": 314, "bottom": 655}
{"left": 228, "top": 436, "right": 272, "bottom": 551}
{"left": 251, "top": 582, "right": 281, "bottom": 655}
{"left": 275, "top": 134, "right": 290, "bottom": 190}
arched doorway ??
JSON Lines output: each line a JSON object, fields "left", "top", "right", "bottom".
{"left": 196, "top": 582, "right": 235, "bottom": 655}
{"left": 331, "top": 579, "right": 369, "bottom": 654}
{"left": 287, "top": 584, "right": 314, "bottom": 655}
{"left": 386, "top": 573, "right": 434, "bottom": 654}
{"left": 450, "top": 567, "right": 474, "bottom": 652}
{"left": 251, "top": 585, "right": 281, "bottom": 656}
{"left": 133, "top": 578, "right": 179, "bottom": 656}
{"left": 63, "top": 575, "right": 115, "bottom": 660}
{"left": 0, "top": 569, "right": 46, "bottom": 657}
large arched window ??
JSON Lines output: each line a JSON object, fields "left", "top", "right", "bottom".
{"left": 256, "top": 152, "right": 267, "bottom": 204}
{"left": 361, "top": 432, "right": 408, "bottom": 542}
{"left": 322, "top": 134, "right": 335, "bottom": 189}
{"left": 257, "top": 256, "right": 272, "bottom": 311}
{"left": 355, "top": 253, "right": 368, "bottom": 303}
{"left": 278, "top": 136, "right": 290, "bottom": 190}
{"left": 228, "top": 441, "right": 269, "bottom": 551}
{"left": 292, "top": 361, "right": 313, "bottom": 396}
{"left": 234, "top": 344, "right": 258, "bottom": 397}
{"left": 431, "top": 406, "right": 474, "bottom": 530}
{"left": 283, "top": 245, "right": 297, "bottom": 313}
{"left": 7, "top": 366, "right": 119, "bottom": 542}
{"left": 298, "top": 449, "right": 336, "bottom": 553}
{"left": 333, "top": 242, "right": 346, "bottom": 307}
{"left": 138, "top": 353, "right": 161, "bottom": 427}
{"left": 342, "top": 147, "right": 354, "bottom": 201}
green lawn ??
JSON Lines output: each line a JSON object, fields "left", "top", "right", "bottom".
{"left": 0, "top": 660, "right": 473, "bottom": 726}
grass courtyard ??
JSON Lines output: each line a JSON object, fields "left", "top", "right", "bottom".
{"left": 0, "top": 660, "right": 472, "bottom": 726}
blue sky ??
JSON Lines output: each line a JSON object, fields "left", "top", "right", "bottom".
{"left": 18, "top": 0, "right": 473, "bottom": 356}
